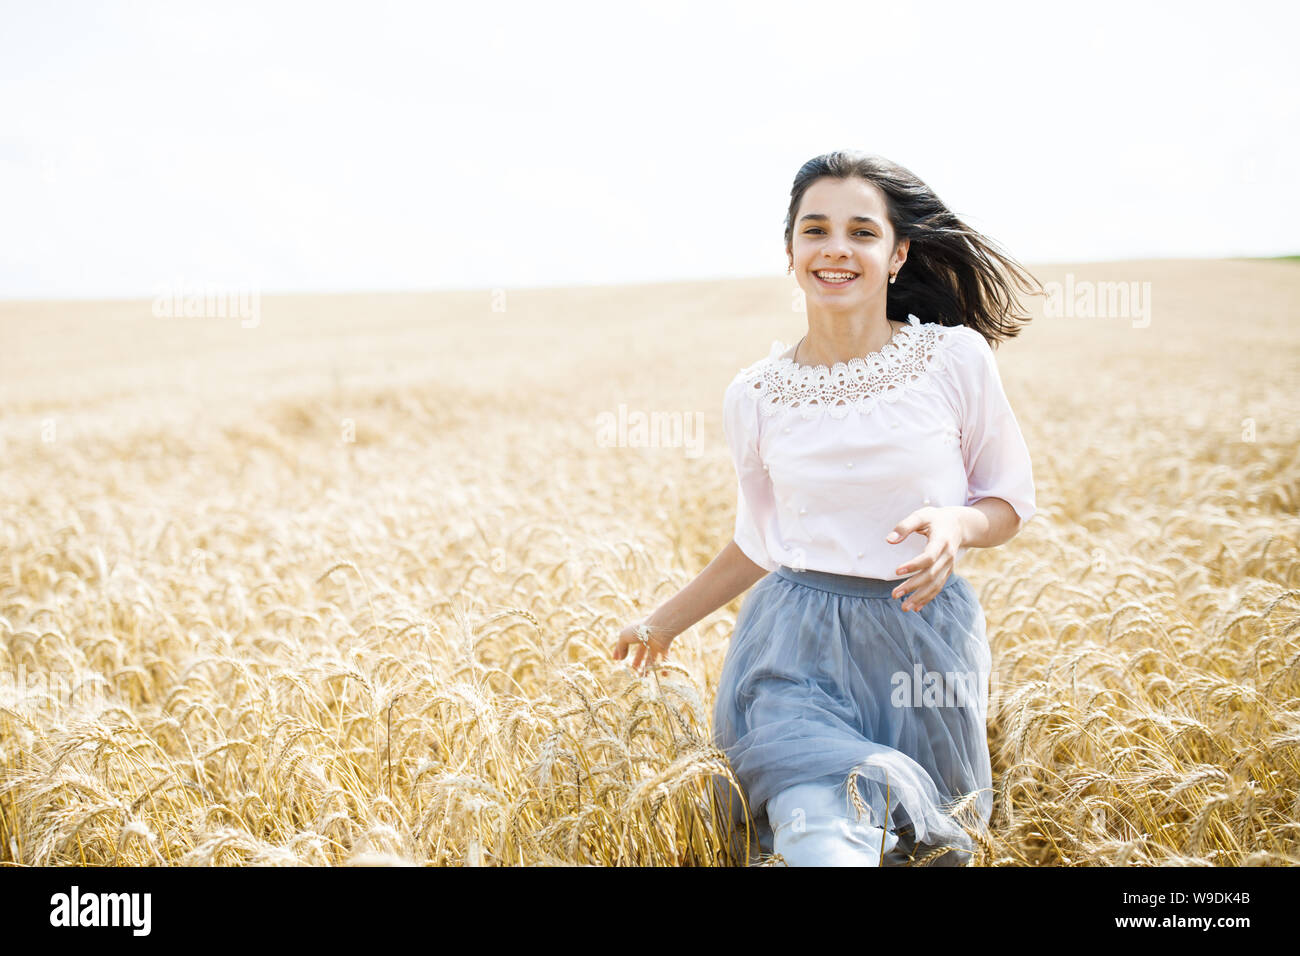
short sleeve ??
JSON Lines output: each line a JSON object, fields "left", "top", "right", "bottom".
{"left": 723, "top": 380, "right": 778, "bottom": 572}
{"left": 951, "top": 329, "right": 1037, "bottom": 525}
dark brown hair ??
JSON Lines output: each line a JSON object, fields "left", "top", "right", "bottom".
{"left": 784, "top": 150, "right": 1042, "bottom": 346}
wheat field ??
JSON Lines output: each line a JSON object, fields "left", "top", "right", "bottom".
{"left": 1, "top": 258, "right": 1297, "bottom": 866}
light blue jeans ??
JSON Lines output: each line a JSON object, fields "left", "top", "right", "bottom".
{"left": 766, "top": 778, "right": 901, "bottom": 866}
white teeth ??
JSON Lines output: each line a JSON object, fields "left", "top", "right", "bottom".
{"left": 815, "top": 271, "right": 857, "bottom": 282}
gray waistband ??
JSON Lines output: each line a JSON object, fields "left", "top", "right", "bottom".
{"left": 774, "top": 564, "right": 942, "bottom": 599}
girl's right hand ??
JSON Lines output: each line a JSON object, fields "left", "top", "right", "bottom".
{"left": 612, "top": 620, "right": 674, "bottom": 675}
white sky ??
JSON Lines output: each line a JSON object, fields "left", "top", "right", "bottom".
{"left": 1, "top": 0, "right": 1296, "bottom": 299}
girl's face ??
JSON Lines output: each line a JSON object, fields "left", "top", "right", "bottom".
{"left": 788, "top": 175, "right": 908, "bottom": 306}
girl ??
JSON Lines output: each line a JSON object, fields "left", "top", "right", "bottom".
{"left": 612, "top": 150, "right": 1040, "bottom": 866}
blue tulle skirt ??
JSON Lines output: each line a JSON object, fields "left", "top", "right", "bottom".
{"left": 710, "top": 564, "right": 994, "bottom": 866}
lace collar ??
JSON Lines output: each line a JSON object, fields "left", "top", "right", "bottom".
{"left": 732, "top": 314, "right": 960, "bottom": 420}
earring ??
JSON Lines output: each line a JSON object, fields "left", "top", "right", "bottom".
{"left": 889, "top": 272, "right": 897, "bottom": 284}
{"left": 787, "top": 262, "right": 793, "bottom": 275}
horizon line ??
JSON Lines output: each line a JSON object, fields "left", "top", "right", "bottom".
{"left": 0, "top": 254, "right": 1295, "bottom": 306}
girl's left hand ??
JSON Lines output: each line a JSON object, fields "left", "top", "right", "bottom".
{"left": 885, "top": 506, "right": 965, "bottom": 612}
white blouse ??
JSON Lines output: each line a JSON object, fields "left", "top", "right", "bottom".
{"left": 724, "top": 313, "right": 1036, "bottom": 580}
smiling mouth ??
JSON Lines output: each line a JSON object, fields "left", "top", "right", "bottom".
{"left": 813, "top": 270, "right": 859, "bottom": 285}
